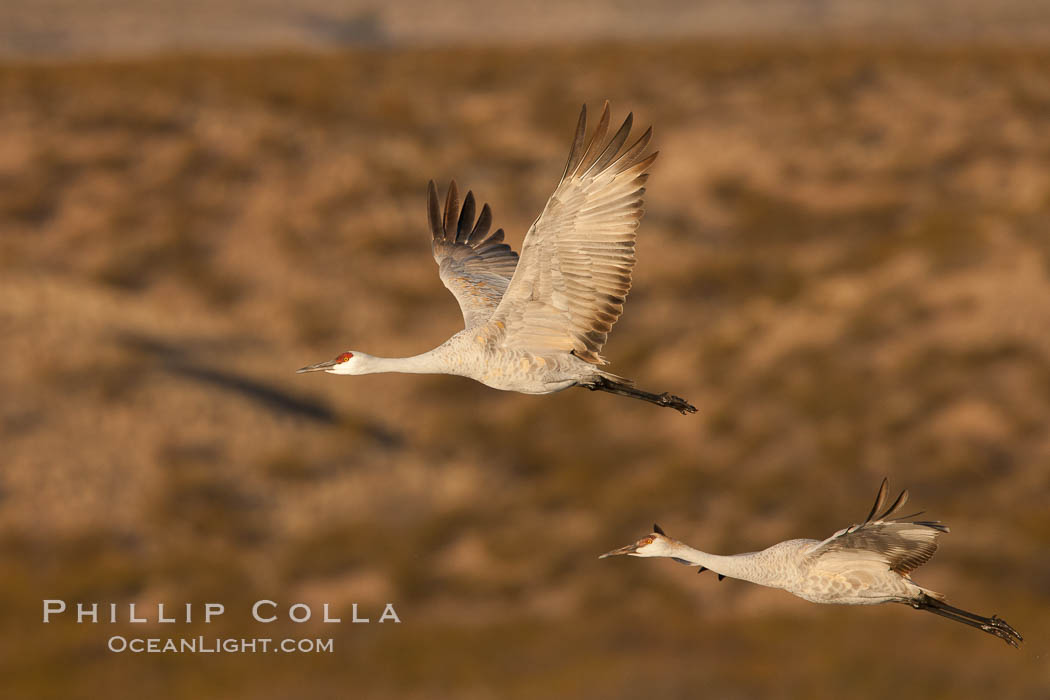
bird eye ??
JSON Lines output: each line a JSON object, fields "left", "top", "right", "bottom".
{"left": 642, "top": 537, "right": 653, "bottom": 545}
{"left": 336, "top": 352, "right": 353, "bottom": 363}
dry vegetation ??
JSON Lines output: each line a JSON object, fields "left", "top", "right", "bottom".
{"left": 2, "top": 42, "right": 1049, "bottom": 698}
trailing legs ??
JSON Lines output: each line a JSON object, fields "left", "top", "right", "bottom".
{"left": 911, "top": 593, "right": 1022, "bottom": 647}
{"left": 582, "top": 376, "right": 696, "bottom": 414}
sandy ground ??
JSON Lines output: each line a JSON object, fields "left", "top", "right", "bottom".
{"left": 2, "top": 42, "right": 1049, "bottom": 698}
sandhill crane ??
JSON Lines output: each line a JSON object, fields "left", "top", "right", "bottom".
{"left": 600, "top": 480, "right": 1022, "bottom": 646}
{"left": 297, "top": 102, "right": 695, "bottom": 414}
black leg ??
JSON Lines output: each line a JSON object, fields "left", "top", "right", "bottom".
{"left": 582, "top": 377, "right": 696, "bottom": 414}
{"left": 911, "top": 594, "right": 1023, "bottom": 648}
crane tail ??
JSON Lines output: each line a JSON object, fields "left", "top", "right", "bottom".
{"left": 581, "top": 376, "right": 696, "bottom": 414}
{"left": 911, "top": 594, "right": 1022, "bottom": 648}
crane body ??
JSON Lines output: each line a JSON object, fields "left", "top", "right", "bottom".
{"left": 600, "top": 480, "right": 1023, "bottom": 646}
{"left": 298, "top": 102, "right": 695, "bottom": 414}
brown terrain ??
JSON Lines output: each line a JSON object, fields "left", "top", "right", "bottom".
{"left": 2, "top": 40, "right": 1049, "bottom": 698}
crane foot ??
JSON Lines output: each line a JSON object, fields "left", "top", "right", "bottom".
{"left": 913, "top": 594, "right": 1023, "bottom": 647}
{"left": 582, "top": 377, "right": 696, "bottom": 414}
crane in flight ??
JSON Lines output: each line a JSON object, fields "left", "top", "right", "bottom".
{"left": 600, "top": 479, "right": 1022, "bottom": 646}
{"left": 297, "top": 102, "right": 695, "bottom": 414}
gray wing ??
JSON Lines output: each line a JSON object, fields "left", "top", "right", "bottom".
{"left": 489, "top": 102, "right": 657, "bottom": 364}
{"left": 805, "top": 479, "right": 949, "bottom": 576}
{"left": 429, "top": 180, "right": 519, "bottom": 329}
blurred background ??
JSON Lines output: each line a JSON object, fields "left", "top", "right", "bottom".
{"left": 2, "top": 2, "right": 1050, "bottom": 698}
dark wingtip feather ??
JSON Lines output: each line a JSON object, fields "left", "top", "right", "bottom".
{"left": 427, "top": 180, "right": 442, "bottom": 240}
{"left": 582, "top": 111, "right": 634, "bottom": 177}
{"left": 443, "top": 180, "right": 459, "bottom": 237}
{"left": 467, "top": 203, "right": 493, "bottom": 245}
{"left": 864, "top": 478, "right": 890, "bottom": 524}
{"left": 653, "top": 523, "right": 665, "bottom": 536}
{"left": 561, "top": 104, "right": 589, "bottom": 181}
{"left": 878, "top": 489, "right": 910, "bottom": 521}
{"left": 612, "top": 125, "right": 653, "bottom": 171}
{"left": 457, "top": 191, "right": 476, "bottom": 243}
{"left": 575, "top": 102, "right": 612, "bottom": 176}
{"left": 717, "top": 574, "right": 726, "bottom": 581}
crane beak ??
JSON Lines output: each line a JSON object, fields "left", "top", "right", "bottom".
{"left": 599, "top": 542, "right": 640, "bottom": 559}
{"left": 296, "top": 359, "right": 339, "bottom": 374}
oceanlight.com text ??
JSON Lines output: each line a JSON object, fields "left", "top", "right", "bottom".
{"left": 107, "top": 636, "right": 334, "bottom": 654}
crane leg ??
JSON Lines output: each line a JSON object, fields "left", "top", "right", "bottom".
{"left": 911, "top": 594, "right": 1022, "bottom": 647}
{"left": 582, "top": 377, "right": 696, "bottom": 414}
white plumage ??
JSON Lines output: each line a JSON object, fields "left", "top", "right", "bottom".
{"left": 298, "top": 102, "right": 695, "bottom": 414}
{"left": 600, "top": 480, "right": 1022, "bottom": 646}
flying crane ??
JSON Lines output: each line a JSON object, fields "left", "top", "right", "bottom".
{"left": 600, "top": 480, "right": 1022, "bottom": 646}
{"left": 298, "top": 102, "right": 695, "bottom": 414}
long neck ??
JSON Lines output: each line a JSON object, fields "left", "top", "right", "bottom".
{"left": 665, "top": 541, "right": 775, "bottom": 586}
{"left": 355, "top": 348, "right": 449, "bottom": 375}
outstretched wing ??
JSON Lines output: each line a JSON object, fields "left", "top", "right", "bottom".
{"left": 805, "top": 479, "right": 949, "bottom": 576}
{"left": 489, "top": 102, "right": 657, "bottom": 364}
{"left": 429, "top": 180, "right": 519, "bottom": 329}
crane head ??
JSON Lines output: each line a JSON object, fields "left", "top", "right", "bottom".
{"left": 296, "top": 351, "right": 365, "bottom": 375}
{"left": 599, "top": 524, "right": 676, "bottom": 559}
